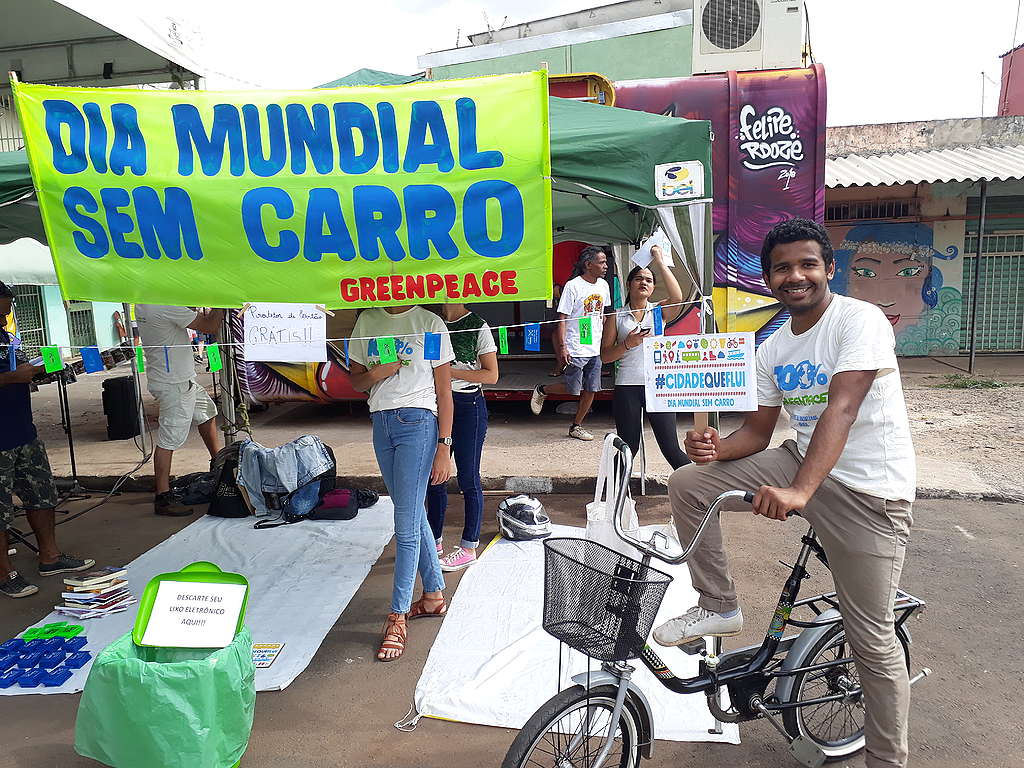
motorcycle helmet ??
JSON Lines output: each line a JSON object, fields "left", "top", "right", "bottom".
{"left": 497, "top": 495, "right": 551, "bottom": 541}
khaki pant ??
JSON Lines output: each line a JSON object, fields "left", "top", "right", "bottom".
{"left": 668, "top": 440, "right": 913, "bottom": 768}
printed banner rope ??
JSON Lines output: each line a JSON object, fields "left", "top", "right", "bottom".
{"left": 14, "top": 298, "right": 709, "bottom": 354}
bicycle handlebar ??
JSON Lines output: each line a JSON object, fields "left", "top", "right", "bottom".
{"left": 607, "top": 439, "right": 798, "bottom": 565}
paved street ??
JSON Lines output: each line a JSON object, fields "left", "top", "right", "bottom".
{"left": 1, "top": 493, "right": 1020, "bottom": 768}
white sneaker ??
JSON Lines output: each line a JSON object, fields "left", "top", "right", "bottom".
{"left": 568, "top": 424, "right": 594, "bottom": 441}
{"left": 530, "top": 385, "right": 547, "bottom": 415}
{"left": 653, "top": 606, "right": 743, "bottom": 647}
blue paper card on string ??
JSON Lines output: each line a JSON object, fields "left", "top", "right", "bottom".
{"left": 343, "top": 339, "right": 350, "bottom": 367}
{"left": 652, "top": 305, "right": 664, "bottom": 335}
{"left": 423, "top": 332, "right": 441, "bottom": 361}
{"left": 80, "top": 346, "right": 103, "bottom": 373}
{"left": 524, "top": 323, "right": 541, "bottom": 351}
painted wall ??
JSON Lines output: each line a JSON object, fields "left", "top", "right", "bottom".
{"left": 430, "top": 26, "right": 693, "bottom": 82}
{"left": 826, "top": 184, "right": 966, "bottom": 356}
{"left": 615, "top": 66, "right": 827, "bottom": 343}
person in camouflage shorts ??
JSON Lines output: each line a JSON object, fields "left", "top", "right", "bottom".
{"left": 1, "top": 280, "right": 94, "bottom": 598}
{"left": 1, "top": 439, "right": 60, "bottom": 528}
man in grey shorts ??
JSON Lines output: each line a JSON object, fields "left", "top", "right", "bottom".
{"left": 136, "top": 304, "right": 224, "bottom": 516}
{"left": 655, "top": 219, "right": 917, "bottom": 768}
{"left": 530, "top": 246, "right": 611, "bottom": 441}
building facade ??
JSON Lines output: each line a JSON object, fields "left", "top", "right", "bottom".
{"left": 825, "top": 117, "right": 1024, "bottom": 354}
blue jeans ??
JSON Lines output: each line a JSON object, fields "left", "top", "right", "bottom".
{"left": 372, "top": 408, "right": 445, "bottom": 614}
{"left": 427, "top": 390, "right": 488, "bottom": 549}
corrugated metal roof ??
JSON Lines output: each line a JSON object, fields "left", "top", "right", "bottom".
{"left": 826, "top": 144, "right": 1024, "bottom": 188}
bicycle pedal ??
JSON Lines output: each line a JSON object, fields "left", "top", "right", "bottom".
{"left": 789, "top": 735, "right": 826, "bottom": 768}
{"left": 676, "top": 638, "right": 706, "bottom": 656}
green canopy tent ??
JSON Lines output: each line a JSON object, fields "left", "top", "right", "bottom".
{"left": 0, "top": 90, "right": 713, "bottom": 310}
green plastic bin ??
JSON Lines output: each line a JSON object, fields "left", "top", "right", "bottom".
{"left": 74, "top": 627, "right": 255, "bottom": 768}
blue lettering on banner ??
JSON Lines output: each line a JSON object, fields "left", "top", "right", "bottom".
{"left": 455, "top": 98, "right": 503, "bottom": 170}
{"left": 773, "top": 360, "right": 829, "bottom": 391}
{"left": 333, "top": 103, "right": 379, "bottom": 174}
{"left": 286, "top": 103, "right": 333, "bottom": 175}
{"left": 44, "top": 100, "right": 146, "bottom": 175}
{"left": 353, "top": 185, "right": 405, "bottom": 261}
{"left": 463, "top": 180, "right": 524, "bottom": 258}
{"left": 241, "top": 187, "right": 299, "bottom": 262}
{"left": 172, "top": 103, "right": 244, "bottom": 176}
{"left": 404, "top": 185, "right": 458, "bottom": 260}
{"left": 242, "top": 104, "right": 286, "bottom": 177}
{"left": 403, "top": 101, "right": 455, "bottom": 173}
{"left": 303, "top": 188, "right": 356, "bottom": 262}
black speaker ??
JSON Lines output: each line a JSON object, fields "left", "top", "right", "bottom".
{"left": 101, "top": 376, "right": 140, "bottom": 440}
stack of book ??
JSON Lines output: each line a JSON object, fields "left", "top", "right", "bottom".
{"left": 56, "top": 567, "right": 137, "bottom": 619}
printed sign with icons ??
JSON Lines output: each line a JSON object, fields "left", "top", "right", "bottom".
{"left": 654, "top": 160, "right": 705, "bottom": 201}
{"left": 643, "top": 332, "right": 757, "bottom": 414}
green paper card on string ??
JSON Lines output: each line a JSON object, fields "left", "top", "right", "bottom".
{"left": 579, "top": 317, "right": 593, "bottom": 345}
{"left": 135, "top": 346, "right": 145, "bottom": 372}
{"left": 207, "top": 343, "right": 223, "bottom": 372}
{"left": 40, "top": 346, "right": 61, "bottom": 373}
{"left": 498, "top": 326, "right": 509, "bottom": 355}
{"left": 377, "top": 337, "right": 397, "bottom": 363}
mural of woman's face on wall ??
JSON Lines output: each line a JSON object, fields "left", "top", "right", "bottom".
{"left": 846, "top": 243, "right": 930, "bottom": 333}
{"left": 831, "top": 222, "right": 958, "bottom": 347}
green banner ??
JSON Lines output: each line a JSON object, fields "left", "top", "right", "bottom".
{"left": 13, "top": 72, "right": 552, "bottom": 308}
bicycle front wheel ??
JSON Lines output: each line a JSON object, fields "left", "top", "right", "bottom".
{"left": 502, "top": 684, "right": 643, "bottom": 768}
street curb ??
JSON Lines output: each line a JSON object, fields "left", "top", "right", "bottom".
{"left": 58, "top": 474, "right": 1024, "bottom": 504}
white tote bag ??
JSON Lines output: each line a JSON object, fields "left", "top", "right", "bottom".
{"left": 586, "top": 434, "right": 642, "bottom": 557}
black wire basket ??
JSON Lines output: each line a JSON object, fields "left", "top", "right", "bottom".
{"left": 542, "top": 537, "right": 673, "bottom": 662}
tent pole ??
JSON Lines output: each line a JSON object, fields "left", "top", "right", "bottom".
{"left": 218, "top": 313, "right": 237, "bottom": 445}
{"left": 701, "top": 202, "right": 719, "bottom": 432}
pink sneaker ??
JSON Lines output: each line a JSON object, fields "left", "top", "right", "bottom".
{"left": 439, "top": 547, "right": 477, "bottom": 572}
{"left": 435, "top": 540, "right": 444, "bottom": 556}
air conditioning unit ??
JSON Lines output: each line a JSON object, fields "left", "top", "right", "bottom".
{"left": 692, "top": 0, "right": 806, "bottom": 75}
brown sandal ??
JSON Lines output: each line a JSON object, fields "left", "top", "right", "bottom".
{"left": 408, "top": 594, "right": 447, "bottom": 620}
{"left": 377, "top": 612, "right": 407, "bottom": 662}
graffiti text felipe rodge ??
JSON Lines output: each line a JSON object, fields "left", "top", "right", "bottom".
{"left": 738, "top": 104, "right": 804, "bottom": 170}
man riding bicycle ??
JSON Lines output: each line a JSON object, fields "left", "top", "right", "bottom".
{"left": 655, "top": 218, "right": 916, "bottom": 768}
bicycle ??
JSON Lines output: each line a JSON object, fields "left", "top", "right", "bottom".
{"left": 503, "top": 436, "right": 930, "bottom": 768}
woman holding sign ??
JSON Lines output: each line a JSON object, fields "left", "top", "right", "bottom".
{"left": 349, "top": 306, "right": 455, "bottom": 662}
{"left": 426, "top": 303, "right": 499, "bottom": 572}
{"left": 601, "top": 245, "right": 691, "bottom": 470}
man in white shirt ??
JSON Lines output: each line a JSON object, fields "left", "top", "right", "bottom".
{"left": 529, "top": 246, "right": 611, "bottom": 441}
{"left": 655, "top": 219, "right": 917, "bottom": 768}
{"left": 135, "top": 305, "right": 225, "bottom": 516}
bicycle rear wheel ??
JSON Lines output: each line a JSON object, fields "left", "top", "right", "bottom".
{"left": 781, "top": 622, "right": 910, "bottom": 760}
{"left": 502, "top": 684, "right": 642, "bottom": 768}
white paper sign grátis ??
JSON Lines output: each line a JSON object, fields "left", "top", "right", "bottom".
{"left": 243, "top": 303, "right": 327, "bottom": 363}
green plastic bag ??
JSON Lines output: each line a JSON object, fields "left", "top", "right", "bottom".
{"left": 74, "top": 627, "right": 255, "bottom": 768}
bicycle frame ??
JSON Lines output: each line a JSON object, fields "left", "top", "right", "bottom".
{"left": 596, "top": 436, "right": 926, "bottom": 734}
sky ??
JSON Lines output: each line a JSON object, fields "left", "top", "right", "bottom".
{"left": 180, "top": 0, "right": 1018, "bottom": 126}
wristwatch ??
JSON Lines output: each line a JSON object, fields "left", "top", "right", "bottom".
{"left": 438, "top": 437, "right": 453, "bottom": 446}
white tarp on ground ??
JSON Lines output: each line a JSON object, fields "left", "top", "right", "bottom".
{"left": 414, "top": 524, "right": 741, "bottom": 744}
{"left": 3, "top": 502, "right": 395, "bottom": 696}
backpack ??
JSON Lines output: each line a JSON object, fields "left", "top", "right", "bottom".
{"left": 207, "top": 443, "right": 251, "bottom": 519}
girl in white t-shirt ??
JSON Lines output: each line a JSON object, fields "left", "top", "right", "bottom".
{"left": 426, "top": 304, "right": 499, "bottom": 572}
{"left": 600, "top": 246, "right": 691, "bottom": 469}
{"left": 348, "top": 305, "right": 455, "bottom": 662}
